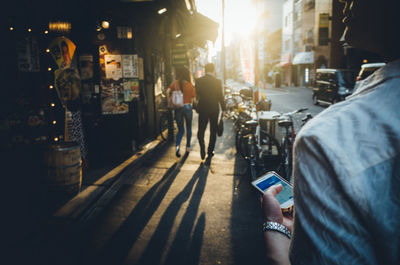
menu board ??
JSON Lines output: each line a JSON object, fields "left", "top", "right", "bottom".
{"left": 122, "top": 54, "right": 139, "bottom": 78}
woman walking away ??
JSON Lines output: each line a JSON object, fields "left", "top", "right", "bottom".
{"left": 167, "top": 66, "right": 196, "bottom": 157}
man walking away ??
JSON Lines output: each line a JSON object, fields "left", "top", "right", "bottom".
{"left": 195, "top": 63, "right": 225, "bottom": 160}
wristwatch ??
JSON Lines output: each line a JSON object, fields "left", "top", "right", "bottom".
{"left": 262, "top": 221, "right": 291, "bottom": 239}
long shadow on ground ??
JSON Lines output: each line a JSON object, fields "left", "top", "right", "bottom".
{"left": 136, "top": 163, "right": 209, "bottom": 265}
{"left": 80, "top": 152, "right": 190, "bottom": 265}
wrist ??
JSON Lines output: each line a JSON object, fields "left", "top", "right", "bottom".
{"left": 262, "top": 221, "right": 291, "bottom": 239}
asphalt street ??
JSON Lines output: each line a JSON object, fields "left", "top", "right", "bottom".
{"left": 9, "top": 84, "right": 325, "bottom": 265}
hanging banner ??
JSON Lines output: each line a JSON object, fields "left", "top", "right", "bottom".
{"left": 240, "top": 40, "right": 255, "bottom": 85}
{"left": 49, "top": 36, "right": 76, "bottom": 70}
{"left": 105, "top": 55, "right": 123, "bottom": 80}
{"left": 54, "top": 68, "right": 81, "bottom": 109}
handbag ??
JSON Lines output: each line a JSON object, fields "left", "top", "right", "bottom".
{"left": 217, "top": 116, "right": 224, "bottom": 137}
{"left": 170, "top": 82, "right": 184, "bottom": 108}
{"left": 171, "top": 90, "right": 184, "bottom": 108}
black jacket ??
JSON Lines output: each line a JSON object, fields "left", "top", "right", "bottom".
{"left": 195, "top": 74, "right": 225, "bottom": 114}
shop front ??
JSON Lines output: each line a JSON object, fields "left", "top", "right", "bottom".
{"left": 3, "top": 0, "right": 218, "bottom": 196}
{"left": 2, "top": 0, "right": 203, "bottom": 203}
{"left": 278, "top": 53, "right": 293, "bottom": 86}
{"left": 292, "top": 51, "right": 314, "bottom": 87}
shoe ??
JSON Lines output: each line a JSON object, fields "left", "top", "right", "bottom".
{"left": 176, "top": 146, "right": 181, "bottom": 158}
{"left": 200, "top": 146, "right": 205, "bottom": 160}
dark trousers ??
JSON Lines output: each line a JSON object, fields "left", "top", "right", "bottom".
{"left": 197, "top": 111, "right": 219, "bottom": 154}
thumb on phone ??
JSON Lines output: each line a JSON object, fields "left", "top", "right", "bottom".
{"left": 262, "top": 184, "right": 284, "bottom": 223}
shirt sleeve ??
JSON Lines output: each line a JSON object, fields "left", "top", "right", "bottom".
{"left": 189, "top": 83, "right": 196, "bottom": 98}
{"left": 289, "top": 134, "right": 376, "bottom": 265}
{"left": 217, "top": 80, "right": 225, "bottom": 111}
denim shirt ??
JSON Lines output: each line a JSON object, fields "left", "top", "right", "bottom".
{"left": 290, "top": 60, "right": 400, "bottom": 264}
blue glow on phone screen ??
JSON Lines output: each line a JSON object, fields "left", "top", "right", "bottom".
{"left": 256, "top": 175, "right": 293, "bottom": 204}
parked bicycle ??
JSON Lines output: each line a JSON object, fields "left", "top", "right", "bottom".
{"left": 273, "top": 108, "right": 312, "bottom": 182}
{"left": 158, "top": 107, "right": 170, "bottom": 141}
{"left": 235, "top": 109, "right": 281, "bottom": 181}
{"left": 157, "top": 93, "right": 174, "bottom": 141}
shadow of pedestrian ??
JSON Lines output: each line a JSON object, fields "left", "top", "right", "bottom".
{"left": 136, "top": 163, "right": 209, "bottom": 265}
{"left": 229, "top": 153, "right": 268, "bottom": 265}
{"left": 84, "top": 153, "right": 190, "bottom": 265}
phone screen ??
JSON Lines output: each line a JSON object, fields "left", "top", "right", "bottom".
{"left": 254, "top": 173, "right": 293, "bottom": 205}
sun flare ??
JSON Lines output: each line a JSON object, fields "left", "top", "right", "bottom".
{"left": 196, "top": 0, "right": 259, "bottom": 46}
{"left": 225, "top": 0, "right": 258, "bottom": 40}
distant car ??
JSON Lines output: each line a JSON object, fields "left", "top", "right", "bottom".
{"left": 312, "top": 69, "right": 356, "bottom": 105}
{"left": 356, "top": 62, "right": 386, "bottom": 81}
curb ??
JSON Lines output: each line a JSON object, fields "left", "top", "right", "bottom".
{"left": 51, "top": 138, "right": 168, "bottom": 225}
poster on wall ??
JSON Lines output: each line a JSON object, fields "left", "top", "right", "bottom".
{"left": 79, "top": 55, "right": 94, "bottom": 80}
{"left": 154, "top": 76, "right": 163, "bottom": 96}
{"left": 49, "top": 36, "right": 76, "bottom": 70}
{"left": 122, "top": 54, "right": 139, "bottom": 78}
{"left": 105, "top": 55, "right": 122, "bottom": 80}
{"left": 16, "top": 37, "right": 40, "bottom": 72}
{"left": 101, "top": 81, "right": 129, "bottom": 115}
{"left": 122, "top": 79, "right": 140, "bottom": 101}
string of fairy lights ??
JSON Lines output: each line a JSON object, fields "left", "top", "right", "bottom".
{"left": 8, "top": 19, "right": 111, "bottom": 144}
{"left": 8, "top": 23, "right": 65, "bottom": 143}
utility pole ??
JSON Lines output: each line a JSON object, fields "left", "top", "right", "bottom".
{"left": 222, "top": 0, "right": 226, "bottom": 85}
{"left": 254, "top": 0, "right": 259, "bottom": 102}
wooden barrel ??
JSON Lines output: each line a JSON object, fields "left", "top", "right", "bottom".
{"left": 44, "top": 142, "right": 82, "bottom": 199}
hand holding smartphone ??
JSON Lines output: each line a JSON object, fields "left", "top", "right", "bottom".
{"left": 251, "top": 171, "right": 294, "bottom": 211}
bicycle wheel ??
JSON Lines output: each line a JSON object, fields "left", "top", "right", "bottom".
{"left": 249, "top": 160, "right": 258, "bottom": 181}
{"left": 159, "top": 112, "right": 169, "bottom": 141}
{"left": 247, "top": 137, "right": 258, "bottom": 181}
{"left": 281, "top": 137, "right": 292, "bottom": 182}
{"left": 236, "top": 129, "right": 248, "bottom": 159}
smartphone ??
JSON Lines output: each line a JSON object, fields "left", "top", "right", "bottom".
{"left": 251, "top": 171, "right": 294, "bottom": 209}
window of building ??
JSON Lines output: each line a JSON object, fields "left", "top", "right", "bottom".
{"left": 319, "top": 28, "right": 329, "bottom": 46}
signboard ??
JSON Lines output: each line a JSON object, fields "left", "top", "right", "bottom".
{"left": 172, "top": 43, "right": 188, "bottom": 66}
{"left": 138, "top": 57, "right": 144, "bottom": 80}
{"left": 319, "top": 13, "right": 330, "bottom": 28}
{"left": 319, "top": 13, "right": 330, "bottom": 46}
{"left": 122, "top": 54, "right": 139, "bottom": 78}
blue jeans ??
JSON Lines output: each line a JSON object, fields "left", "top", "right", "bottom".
{"left": 175, "top": 104, "right": 193, "bottom": 148}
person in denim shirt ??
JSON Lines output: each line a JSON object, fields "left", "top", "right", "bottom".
{"left": 261, "top": 1, "right": 400, "bottom": 264}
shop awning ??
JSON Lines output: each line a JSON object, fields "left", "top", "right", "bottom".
{"left": 190, "top": 12, "right": 219, "bottom": 43}
{"left": 292, "top": 51, "right": 314, "bottom": 65}
{"left": 178, "top": 11, "right": 219, "bottom": 48}
{"left": 278, "top": 53, "right": 291, "bottom": 67}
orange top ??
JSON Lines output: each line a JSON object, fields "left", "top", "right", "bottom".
{"left": 169, "top": 80, "right": 196, "bottom": 104}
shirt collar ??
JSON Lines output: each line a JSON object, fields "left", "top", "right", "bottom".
{"left": 349, "top": 59, "right": 400, "bottom": 99}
